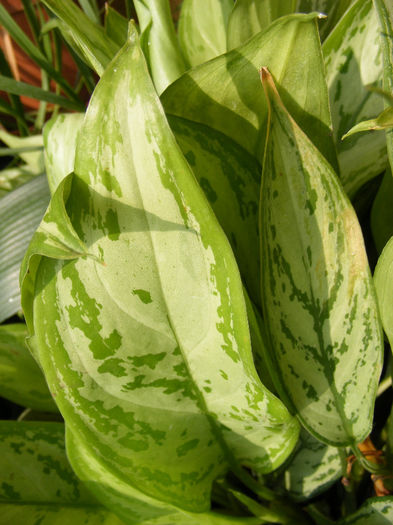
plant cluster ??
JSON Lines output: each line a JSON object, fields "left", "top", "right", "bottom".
{"left": 1, "top": 1, "right": 393, "bottom": 524}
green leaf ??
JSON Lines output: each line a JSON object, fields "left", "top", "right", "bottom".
{"left": 338, "top": 496, "right": 393, "bottom": 524}
{"left": 23, "top": 27, "right": 299, "bottom": 514}
{"left": 178, "top": 0, "right": 233, "bottom": 67}
{"left": 323, "top": 0, "right": 386, "bottom": 198}
{"left": 163, "top": 12, "right": 336, "bottom": 169}
{"left": 226, "top": 0, "right": 295, "bottom": 50}
{"left": 43, "top": 113, "right": 85, "bottom": 194}
{"left": 259, "top": 68, "right": 383, "bottom": 446}
{"left": 42, "top": 0, "right": 119, "bottom": 76}
{"left": 0, "top": 323, "right": 56, "bottom": 412}
{"left": 374, "top": 0, "right": 393, "bottom": 170}
{"left": 371, "top": 170, "right": 393, "bottom": 253}
{"left": 282, "top": 428, "right": 344, "bottom": 501}
{"left": 342, "top": 106, "right": 393, "bottom": 138}
{"left": 163, "top": 13, "right": 336, "bottom": 305}
{"left": 104, "top": 5, "right": 129, "bottom": 48}
{"left": 0, "top": 166, "right": 40, "bottom": 197}
{"left": 0, "top": 175, "right": 50, "bottom": 323}
{"left": 0, "top": 420, "right": 124, "bottom": 524}
{"left": 0, "top": 75, "right": 84, "bottom": 111}
{"left": 297, "top": 0, "right": 356, "bottom": 41}
{"left": 68, "top": 430, "right": 261, "bottom": 525}
{"left": 374, "top": 236, "right": 393, "bottom": 351}
{"left": 0, "top": 129, "right": 44, "bottom": 175}
{"left": 134, "top": 0, "right": 186, "bottom": 94}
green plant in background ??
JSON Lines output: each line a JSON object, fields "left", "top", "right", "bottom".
{"left": 1, "top": 1, "right": 393, "bottom": 524}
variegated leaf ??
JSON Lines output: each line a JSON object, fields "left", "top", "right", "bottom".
{"left": 0, "top": 421, "right": 124, "bottom": 525}
{"left": 22, "top": 26, "right": 299, "bottom": 515}
{"left": 0, "top": 323, "right": 56, "bottom": 412}
{"left": 323, "top": 0, "right": 386, "bottom": 198}
{"left": 178, "top": 0, "right": 233, "bottom": 67}
{"left": 43, "top": 113, "right": 84, "bottom": 194}
{"left": 282, "top": 428, "right": 345, "bottom": 501}
{"left": 260, "top": 68, "right": 383, "bottom": 445}
{"left": 163, "top": 13, "right": 336, "bottom": 305}
{"left": 338, "top": 496, "right": 393, "bottom": 524}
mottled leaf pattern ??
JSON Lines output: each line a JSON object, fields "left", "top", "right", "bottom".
{"left": 0, "top": 324, "right": 56, "bottom": 411}
{"left": 339, "top": 496, "right": 393, "bottom": 524}
{"left": 260, "top": 69, "right": 383, "bottom": 445}
{"left": 0, "top": 421, "right": 124, "bottom": 524}
{"left": 22, "top": 27, "right": 299, "bottom": 515}
{"left": 323, "top": 0, "right": 386, "bottom": 197}
{"left": 283, "top": 429, "right": 344, "bottom": 501}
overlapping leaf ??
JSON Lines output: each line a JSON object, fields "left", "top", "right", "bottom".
{"left": 133, "top": 0, "right": 186, "bottom": 94}
{"left": 374, "top": 236, "right": 393, "bottom": 351}
{"left": 259, "top": 68, "right": 383, "bottom": 445}
{"left": 339, "top": 496, "right": 393, "bottom": 524}
{"left": 323, "top": 0, "right": 386, "bottom": 197}
{"left": 163, "top": 13, "right": 336, "bottom": 304}
{"left": 21, "top": 26, "right": 299, "bottom": 516}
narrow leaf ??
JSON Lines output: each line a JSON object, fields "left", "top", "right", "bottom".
{"left": 0, "top": 75, "right": 84, "bottom": 111}
{"left": 0, "top": 324, "right": 56, "bottom": 412}
{"left": 133, "top": 0, "right": 186, "bottom": 94}
{"left": 23, "top": 27, "right": 299, "bottom": 514}
{"left": 374, "top": 236, "right": 393, "bottom": 351}
{"left": 323, "top": 0, "right": 386, "bottom": 197}
{"left": 260, "top": 68, "right": 383, "bottom": 445}
{"left": 0, "top": 165, "right": 40, "bottom": 197}
{"left": 342, "top": 106, "right": 393, "bottom": 138}
{"left": 0, "top": 175, "right": 50, "bottom": 323}
{"left": 178, "top": 0, "right": 233, "bottom": 67}
{"left": 42, "top": 0, "right": 118, "bottom": 76}
{"left": 0, "top": 129, "right": 44, "bottom": 174}
{"left": 43, "top": 113, "right": 84, "bottom": 194}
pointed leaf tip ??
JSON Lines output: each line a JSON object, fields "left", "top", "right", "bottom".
{"left": 127, "top": 20, "right": 138, "bottom": 44}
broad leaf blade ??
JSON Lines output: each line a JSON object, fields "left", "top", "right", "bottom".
{"left": 323, "top": 0, "right": 386, "bottom": 197}
{"left": 178, "top": 0, "right": 233, "bottom": 67}
{"left": 0, "top": 421, "right": 124, "bottom": 524}
{"left": 0, "top": 175, "right": 50, "bottom": 322}
{"left": 105, "top": 5, "right": 129, "bottom": 48}
{"left": 23, "top": 27, "right": 299, "bottom": 514}
{"left": 163, "top": 13, "right": 336, "bottom": 305}
{"left": 163, "top": 12, "right": 336, "bottom": 169}
{"left": 44, "top": 113, "right": 85, "bottom": 194}
{"left": 374, "top": 236, "right": 393, "bottom": 351}
{"left": 0, "top": 324, "right": 56, "bottom": 412}
{"left": 339, "top": 497, "right": 393, "bottom": 524}
{"left": 282, "top": 429, "right": 344, "bottom": 501}
{"left": 134, "top": 0, "right": 186, "bottom": 94}
{"left": 260, "top": 69, "right": 383, "bottom": 445}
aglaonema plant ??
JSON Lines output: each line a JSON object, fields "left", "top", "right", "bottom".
{"left": 2, "top": 1, "right": 393, "bottom": 524}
